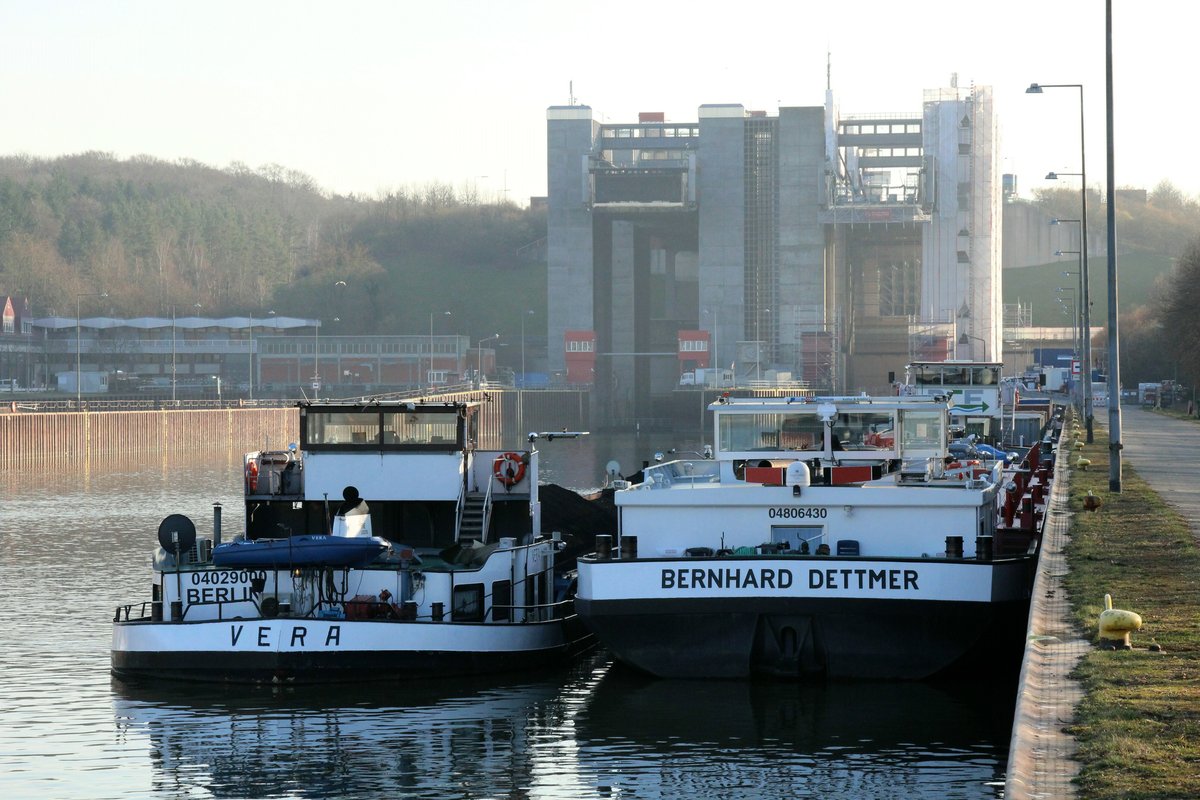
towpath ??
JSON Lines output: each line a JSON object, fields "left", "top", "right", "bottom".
{"left": 1119, "top": 405, "right": 1200, "bottom": 533}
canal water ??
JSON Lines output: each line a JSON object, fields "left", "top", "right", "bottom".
{"left": 0, "top": 434, "right": 1014, "bottom": 799}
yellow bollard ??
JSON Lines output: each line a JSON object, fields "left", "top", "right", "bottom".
{"left": 1098, "top": 593, "right": 1142, "bottom": 650}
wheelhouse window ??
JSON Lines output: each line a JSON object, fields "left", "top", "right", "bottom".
{"left": 832, "top": 411, "right": 895, "bottom": 451}
{"left": 899, "top": 410, "right": 945, "bottom": 452}
{"left": 304, "top": 411, "right": 381, "bottom": 445}
{"left": 302, "top": 404, "right": 473, "bottom": 451}
{"left": 910, "top": 363, "right": 1001, "bottom": 387}
{"left": 381, "top": 411, "right": 460, "bottom": 446}
{"left": 719, "top": 412, "right": 826, "bottom": 452}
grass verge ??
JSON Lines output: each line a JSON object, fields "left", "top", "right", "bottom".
{"left": 1060, "top": 416, "right": 1200, "bottom": 798}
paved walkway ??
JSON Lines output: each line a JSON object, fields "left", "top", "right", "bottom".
{"left": 1116, "top": 406, "right": 1200, "bottom": 534}
{"left": 1006, "top": 406, "right": 1200, "bottom": 798}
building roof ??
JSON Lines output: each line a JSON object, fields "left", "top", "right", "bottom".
{"left": 33, "top": 315, "right": 317, "bottom": 331}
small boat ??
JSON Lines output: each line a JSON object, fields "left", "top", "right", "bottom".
{"left": 112, "top": 399, "right": 594, "bottom": 684}
{"left": 211, "top": 534, "right": 388, "bottom": 568}
{"left": 575, "top": 393, "right": 1058, "bottom": 680}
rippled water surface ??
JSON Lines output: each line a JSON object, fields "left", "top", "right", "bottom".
{"left": 0, "top": 444, "right": 1012, "bottom": 799}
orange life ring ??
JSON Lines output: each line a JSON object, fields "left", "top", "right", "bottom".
{"left": 245, "top": 459, "right": 259, "bottom": 492}
{"left": 493, "top": 452, "right": 526, "bottom": 487}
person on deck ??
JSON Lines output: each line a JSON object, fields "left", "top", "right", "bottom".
{"left": 333, "top": 485, "right": 372, "bottom": 537}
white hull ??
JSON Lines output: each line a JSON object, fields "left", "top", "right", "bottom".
{"left": 112, "top": 615, "right": 592, "bottom": 684}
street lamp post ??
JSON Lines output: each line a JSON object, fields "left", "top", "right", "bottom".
{"left": 247, "top": 312, "right": 254, "bottom": 401}
{"left": 476, "top": 334, "right": 499, "bottom": 387}
{"left": 1028, "top": 80, "right": 1093, "bottom": 442}
{"left": 1105, "top": 0, "right": 1122, "bottom": 492}
{"left": 1056, "top": 287, "right": 1078, "bottom": 363}
{"left": 75, "top": 291, "right": 108, "bottom": 407}
{"left": 311, "top": 281, "right": 348, "bottom": 397}
{"left": 312, "top": 317, "right": 320, "bottom": 394}
{"left": 1051, "top": 212, "right": 1089, "bottom": 407}
{"left": 429, "top": 310, "right": 450, "bottom": 390}
{"left": 520, "top": 309, "right": 534, "bottom": 388}
{"left": 703, "top": 307, "right": 719, "bottom": 384}
{"left": 264, "top": 310, "right": 279, "bottom": 389}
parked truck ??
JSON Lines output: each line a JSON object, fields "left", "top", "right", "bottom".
{"left": 679, "top": 368, "right": 734, "bottom": 388}
{"left": 57, "top": 371, "right": 109, "bottom": 394}
{"left": 1138, "top": 382, "right": 1159, "bottom": 407}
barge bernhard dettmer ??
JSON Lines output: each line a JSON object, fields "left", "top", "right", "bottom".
{"left": 576, "top": 393, "right": 1056, "bottom": 680}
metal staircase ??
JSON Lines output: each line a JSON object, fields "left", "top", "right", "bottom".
{"left": 459, "top": 492, "right": 488, "bottom": 542}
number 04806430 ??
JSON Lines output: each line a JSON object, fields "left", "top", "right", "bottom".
{"left": 768, "top": 507, "right": 827, "bottom": 519}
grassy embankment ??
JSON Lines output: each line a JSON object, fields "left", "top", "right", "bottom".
{"left": 1061, "top": 415, "right": 1200, "bottom": 797}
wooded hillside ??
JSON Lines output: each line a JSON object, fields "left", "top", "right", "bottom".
{"left": 0, "top": 153, "right": 547, "bottom": 340}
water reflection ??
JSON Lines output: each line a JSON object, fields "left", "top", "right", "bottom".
{"left": 109, "top": 658, "right": 1011, "bottom": 800}
{"left": 570, "top": 666, "right": 1012, "bottom": 799}
{"left": 111, "top": 670, "right": 576, "bottom": 800}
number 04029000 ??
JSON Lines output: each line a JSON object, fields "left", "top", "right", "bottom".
{"left": 191, "top": 570, "right": 266, "bottom": 586}
{"left": 768, "top": 507, "right": 827, "bottom": 519}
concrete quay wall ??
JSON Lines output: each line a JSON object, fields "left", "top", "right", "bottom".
{"left": 0, "top": 390, "right": 591, "bottom": 469}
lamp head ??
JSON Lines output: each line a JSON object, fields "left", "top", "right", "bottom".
{"left": 1026, "top": 83, "right": 1043, "bottom": 94}
{"left": 1055, "top": 250, "right": 1064, "bottom": 257}
{"left": 1045, "top": 171, "right": 1058, "bottom": 180}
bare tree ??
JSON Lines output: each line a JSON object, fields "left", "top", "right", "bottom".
{"left": 1159, "top": 240, "right": 1200, "bottom": 385}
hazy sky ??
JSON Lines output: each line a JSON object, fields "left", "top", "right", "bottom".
{"left": 0, "top": 1, "right": 1187, "bottom": 206}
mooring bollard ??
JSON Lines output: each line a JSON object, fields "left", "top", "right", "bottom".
{"left": 945, "top": 535, "right": 963, "bottom": 559}
{"left": 975, "top": 535, "right": 994, "bottom": 562}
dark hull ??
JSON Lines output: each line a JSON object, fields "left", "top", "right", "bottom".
{"left": 576, "top": 595, "right": 1030, "bottom": 680}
